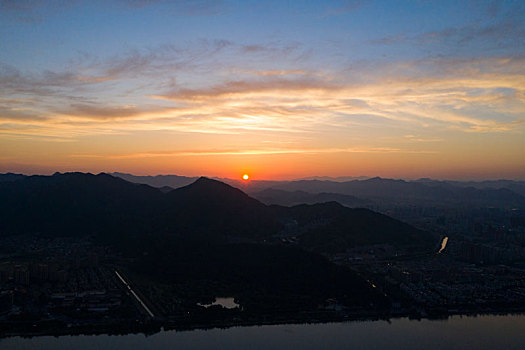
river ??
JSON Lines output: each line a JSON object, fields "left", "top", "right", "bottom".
{"left": 438, "top": 236, "right": 448, "bottom": 254}
{"left": 2, "top": 314, "right": 524, "bottom": 349}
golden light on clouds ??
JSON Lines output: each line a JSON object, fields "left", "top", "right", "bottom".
{"left": 1, "top": 41, "right": 524, "bottom": 179}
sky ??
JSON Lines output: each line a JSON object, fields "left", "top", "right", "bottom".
{"left": 1, "top": 0, "right": 524, "bottom": 180}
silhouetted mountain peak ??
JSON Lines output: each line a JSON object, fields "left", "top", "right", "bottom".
{"left": 170, "top": 177, "right": 264, "bottom": 208}
{"left": 195, "top": 176, "right": 220, "bottom": 184}
{"left": 183, "top": 176, "right": 243, "bottom": 193}
{"left": 46, "top": 172, "right": 126, "bottom": 186}
{"left": 207, "top": 176, "right": 258, "bottom": 193}
{"left": 364, "top": 176, "right": 405, "bottom": 184}
{"left": 0, "top": 173, "right": 27, "bottom": 183}
{"left": 161, "top": 177, "right": 280, "bottom": 239}
{"left": 51, "top": 171, "right": 98, "bottom": 179}
{"left": 111, "top": 172, "right": 198, "bottom": 190}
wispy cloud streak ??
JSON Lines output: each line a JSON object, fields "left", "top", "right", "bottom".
{"left": 70, "top": 146, "right": 435, "bottom": 159}
{"left": 1, "top": 40, "right": 524, "bottom": 141}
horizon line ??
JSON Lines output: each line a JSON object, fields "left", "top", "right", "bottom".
{"left": 2, "top": 171, "right": 525, "bottom": 183}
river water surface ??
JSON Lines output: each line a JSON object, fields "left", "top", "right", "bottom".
{"left": 2, "top": 314, "right": 525, "bottom": 349}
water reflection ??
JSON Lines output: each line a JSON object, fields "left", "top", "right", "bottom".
{"left": 2, "top": 314, "right": 525, "bottom": 350}
{"left": 438, "top": 237, "right": 448, "bottom": 254}
{"left": 198, "top": 297, "right": 240, "bottom": 309}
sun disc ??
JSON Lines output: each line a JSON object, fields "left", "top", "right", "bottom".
{"left": 243, "top": 174, "right": 249, "bottom": 180}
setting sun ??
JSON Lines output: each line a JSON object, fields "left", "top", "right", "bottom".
{"left": 243, "top": 174, "right": 249, "bottom": 180}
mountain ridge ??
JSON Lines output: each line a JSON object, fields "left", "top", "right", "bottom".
{"left": 0, "top": 172, "right": 435, "bottom": 252}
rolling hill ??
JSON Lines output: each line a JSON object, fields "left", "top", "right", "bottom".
{"left": 0, "top": 172, "right": 435, "bottom": 252}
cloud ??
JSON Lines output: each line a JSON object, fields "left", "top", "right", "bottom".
{"left": 57, "top": 104, "right": 147, "bottom": 120}
{"left": 323, "top": 0, "right": 364, "bottom": 17}
{"left": 0, "top": 39, "right": 319, "bottom": 139}
{"left": 1, "top": 38, "right": 524, "bottom": 141}
{"left": 0, "top": 62, "right": 109, "bottom": 98}
{"left": 419, "top": 20, "right": 524, "bottom": 49}
{"left": 0, "top": 0, "right": 225, "bottom": 23}
{"left": 149, "top": 56, "right": 525, "bottom": 133}
{"left": 157, "top": 77, "right": 340, "bottom": 101}
{"left": 403, "top": 135, "right": 443, "bottom": 143}
{"left": 241, "top": 45, "right": 266, "bottom": 53}
{"left": 0, "top": 39, "right": 239, "bottom": 102}
{"left": 369, "top": 35, "right": 406, "bottom": 45}
{"left": 1, "top": 38, "right": 307, "bottom": 102}
{"left": 0, "top": 0, "right": 79, "bottom": 22}
{"left": 238, "top": 42, "right": 305, "bottom": 63}
{"left": 124, "top": 0, "right": 226, "bottom": 15}
{"left": 70, "top": 146, "right": 435, "bottom": 159}
{"left": 371, "top": 2, "right": 525, "bottom": 53}
{"left": 0, "top": 105, "right": 47, "bottom": 122}
{"left": 252, "top": 70, "right": 307, "bottom": 77}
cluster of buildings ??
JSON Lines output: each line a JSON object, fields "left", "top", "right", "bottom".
{"left": 451, "top": 240, "right": 525, "bottom": 264}
{"left": 0, "top": 263, "right": 68, "bottom": 286}
{"left": 388, "top": 261, "right": 525, "bottom": 311}
{"left": 47, "top": 268, "right": 124, "bottom": 314}
{"left": 0, "top": 234, "right": 137, "bottom": 324}
{"left": 336, "top": 239, "right": 525, "bottom": 315}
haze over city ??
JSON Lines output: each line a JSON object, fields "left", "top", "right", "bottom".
{"left": 1, "top": 0, "right": 524, "bottom": 180}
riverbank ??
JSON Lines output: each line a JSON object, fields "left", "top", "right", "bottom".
{"left": 2, "top": 307, "right": 525, "bottom": 339}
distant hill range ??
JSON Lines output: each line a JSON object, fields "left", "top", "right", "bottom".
{"left": 0, "top": 172, "right": 435, "bottom": 253}
{"left": 107, "top": 173, "right": 525, "bottom": 209}
{"left": 254, "top": 188, "right": 373, "bottom": 208}
{"left": 250, "top": 177, "right": 525, "bottom": 209}
{"left": 110, "top": 172, "right": 197, "bottom": 189}
{"left": 0, "top": 173, "right": 26, "bottom": 183}
{"left": 4, "top": 172, "right": 524, "bottom": 210}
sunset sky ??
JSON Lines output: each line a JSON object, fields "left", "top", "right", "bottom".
{"left": 1, "top": 0, "right": 524, "bottom": 180}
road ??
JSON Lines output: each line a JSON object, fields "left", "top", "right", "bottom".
{"left": 115, "top": 270, "right": 155, "bottom": 318}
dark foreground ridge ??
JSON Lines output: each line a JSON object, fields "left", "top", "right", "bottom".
{"left": 4, "top": 172, "right": 505, "bottom": 338}
{"left": 0, "top": 172, "right": 435, "bottom": 248}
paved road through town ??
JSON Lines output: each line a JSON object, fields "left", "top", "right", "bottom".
{"left": 115, "top": 270, "right": 155, "bottom": 318}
